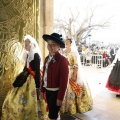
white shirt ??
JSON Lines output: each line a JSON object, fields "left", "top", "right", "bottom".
{"left": 43, "top": 55, "right": 53, "bottom": 88}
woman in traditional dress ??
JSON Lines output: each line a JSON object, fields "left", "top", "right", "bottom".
{"left": 106, "top": 48, "right": 120, "bottom": 97}
{"left": 1, "top": 35, "right": 48, "bottom": 120}
{"left": 60, "top": 38, "right": 92, "bottom": 114}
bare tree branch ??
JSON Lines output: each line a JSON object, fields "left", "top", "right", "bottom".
{"left": 54, "top": 4, "right": 112, "bottom": 42}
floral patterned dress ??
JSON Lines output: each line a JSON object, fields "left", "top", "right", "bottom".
{"left": 60, "top": 50, "right": 92, "bottom": 114}
{"left": 1, "top": 53, "right": 48, "bottom": 120}
{"left": 1, "top": 75, "right": 49, "bottom": 120}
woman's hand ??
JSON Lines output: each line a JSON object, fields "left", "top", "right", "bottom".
{"left": 36, "top": 89, "right": 40, "bottom": 100}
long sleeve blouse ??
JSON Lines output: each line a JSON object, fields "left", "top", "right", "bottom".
{"left": 24, "top": 53, "right": 41, "bottom": 88}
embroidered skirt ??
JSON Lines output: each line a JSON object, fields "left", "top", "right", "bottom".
{"left": 60, "top": 80, "right": 93, "bottom": 114}
{"left": 1, "top": 75, "right": 48, "bottom": 120}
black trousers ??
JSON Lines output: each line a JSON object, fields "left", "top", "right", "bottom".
{"left": 46, "top": 89, "right": 61, "bottom": 119}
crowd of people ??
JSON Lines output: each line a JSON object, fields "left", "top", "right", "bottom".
{"left": 79, "top": 45, "right": 119, "bottom": 68}
{"left": 1, "top": 32, "right": 120, "bottom": 120}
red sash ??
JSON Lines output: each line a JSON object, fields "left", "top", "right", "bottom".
{"left": 26, "top": 54, "right": 43, "bottom": 78}
{"left": 69, "top": 79, "right": 82, "bottom": 97}
{"left": 27, "top": 66, "right": 42, "bottom": 76}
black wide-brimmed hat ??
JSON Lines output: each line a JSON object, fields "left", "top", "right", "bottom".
{"left": 42, "top": 33, "right": 65, "bottom": 48}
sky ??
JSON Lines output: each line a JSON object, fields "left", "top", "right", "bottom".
{"left": 54, "top": 0, "right": 120, "bottom": 45}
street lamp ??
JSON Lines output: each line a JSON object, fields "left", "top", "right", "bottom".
{"left": 102, "top": 42, "right": 103, "bottom": 46}
{"left": 88, "top": 34, "right": 92, "bottom": 49}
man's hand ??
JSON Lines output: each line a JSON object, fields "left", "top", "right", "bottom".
{"left": 36, "top": 89, "right": 40, "bottom": 100}
{"left": 56, "top": 99, "right": 62, "bottom": 106}
{"left": 40, "top": 91, "right": 44, "bottom": 99}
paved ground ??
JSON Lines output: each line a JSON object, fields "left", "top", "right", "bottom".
{"left": 61, "top": 66, "right": 120, "bottom": 120}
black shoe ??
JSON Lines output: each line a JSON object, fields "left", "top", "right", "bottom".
{"left": 116, "top": 94, "right": 120, "bottom": 97}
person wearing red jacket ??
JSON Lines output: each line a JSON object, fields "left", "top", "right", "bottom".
{"left": 41, "top": 33, "right": 69, "bottom": 120}
{"left": 102, "top": 51, "right": 107, "bottom": 67}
